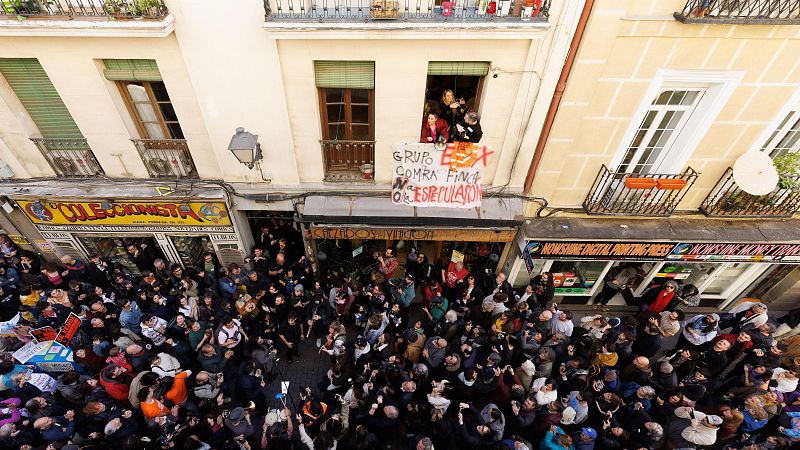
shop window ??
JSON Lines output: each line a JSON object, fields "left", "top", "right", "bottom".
{"left": 423, "top": 61, "right": 488, "bottom": 134}
{"left": 169, "top": 236, "right": 214, "bottom": 269}
{"left": 617, "top": 89, "right": 704, "bottom": 174}
{"left": 760, "top": 108, "right": 800, "bottom": 158}
{"left": 549, "top": 260, "right": 609, "bottom": 296}
{"left": 79, "top": 236, "right": 165, "bottom": 277}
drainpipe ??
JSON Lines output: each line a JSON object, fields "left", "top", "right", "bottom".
{"left": 523, "top": 0, "right": 596, "bottom": 194}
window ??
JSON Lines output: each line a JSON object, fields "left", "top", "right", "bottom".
{"left": 423, "top": 61, "right": 488, "bottom": 131}
{"left": 319, "top": 88, "right": 374, "bottom": 141}
{"left": 315, "top": 61, "right": 375, "bottom": 141}
{"left": 760, "top": 109, "right": 800, "bottom": 158}
{"left": 103, "top": 59, "right": 183, "bottom": 140}
{"left": 617, "top": 89, "right": 704, "bottom": 174}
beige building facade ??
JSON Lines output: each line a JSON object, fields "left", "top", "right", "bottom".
{"left": 0, "top": 0, "right": 585, "bottom": 277}
{"left": 521, "top": 0, "right": 800, "bottom": 310}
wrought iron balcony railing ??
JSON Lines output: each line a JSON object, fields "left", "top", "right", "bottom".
{"left": 31, "top": 138, "right": 104, "bottom": 177}
{"left": 583, "top": 165, "right": 699, "bottom": 216}
{"left": 132, "top": 139, "right": 198, "bottom": 179}
{"left": 321, "top": 139, "right": 374, "bottom": 182}
{"left": 675, "top": 0, "right": 800, "bottom": 24}
{"left": 700, "top": 166, "right": 800, "bottom": 217}
{"left": 0, "top": 0, "right": 168, "bottom": 19}
{"left": 263, "top": 0, "right": 550, "bottom": 23}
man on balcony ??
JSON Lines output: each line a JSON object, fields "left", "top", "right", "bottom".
{"left": 453, "top": 111, "right": 483, "bottom": 143}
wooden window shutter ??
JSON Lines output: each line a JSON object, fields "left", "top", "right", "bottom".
{"left": 427, "top": 61, "right": 490, "bottom": 77}
{"left": 314, "top": 61, "right": 375, "bottom": 90}
{"left": 0, "top": 58, "right": 83, "bottom": 139}
{"left": 103, "top": 59, "right": 162, "bottom": 82}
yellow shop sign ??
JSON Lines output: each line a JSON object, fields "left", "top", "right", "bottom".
{"left": 18, "top": 200, "right": 230, "bottom": 227}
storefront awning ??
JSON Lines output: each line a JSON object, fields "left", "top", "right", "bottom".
{"left": 302, "top": 195, "right": 523, "bottom": 228}
{"left": 522, "top": 217, "right": 800, "bottom": 242}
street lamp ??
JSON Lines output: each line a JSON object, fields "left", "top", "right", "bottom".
{"left": 228, "top": 127, "right": 262, "bottom": 169}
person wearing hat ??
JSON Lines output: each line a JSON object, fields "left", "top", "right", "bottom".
{"left": 225, "top": 406, "right": 255, "bottom": 440}
{"left": 671, "top": 406, "right": 722, "bottom": 446}
{"left": 573, "top": 427, "right": 596, "bottom": 450}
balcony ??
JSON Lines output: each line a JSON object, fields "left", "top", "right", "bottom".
{"left": 700, "top": 166, "right": 800, "bottom": 217}
{"left": 132, "top": 139, "right": 198, "bottom": 179}
{"left": 675, "top": 0, "right": 800, "bottom": 25}
{"left": 0, "top": 0, "right": 168, "bottom": 19}
{"left": 321, "top": 139, "right": 374, "bottom": 182}
{"left": 262, "top": 0, "right": 550, "bottom": 27}
{"left": 583, "top": 165, "right": 699, "bottom": 216}
{"left": 31, "top": 138, "right": 104, "bottom": 177}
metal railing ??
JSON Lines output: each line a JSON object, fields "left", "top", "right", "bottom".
{"left": 263, "top": 0, "right": 550, "bottom": 22}
{"left": 132, "top": 139, "right": 198, "bottom": 179}
{"left": 700, "top": 166, "right": 800, "bottom": 217}
{"left": 31, "top": 138, "right": 104, "bottom": 177}
{"left": 0, "top": 0, "right": 168, "bottom": 19}
{"left": 675, "top": 0, "right": 800, "bottom": 24}
{"left": 583, "top": 165, "right": 699, "bottom": 216}
{"left": 321, "top": 139, "right": 374, "bottom": 181}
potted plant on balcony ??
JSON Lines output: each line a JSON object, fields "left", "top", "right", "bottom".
{"left": 103, "top": 0, "right": 127, "bottom": 18}
{"left": 359, "top": 163, "right": 374, "bottom": 180}
{"left": 134, "top": 0, "right": 164, "bottom": 18}
{"left": 773, "top": 153, "right": 800, "bottom": 191}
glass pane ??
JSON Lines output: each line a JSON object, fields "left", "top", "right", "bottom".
{"left": 646, "top": 129, "right": 664, "bottom": 148}
{"left": 327, "top": 105, "right": 345, "bottom": 122}
{"left": 654, "top": 91, "right": 672, "bottom": 105}
{"left": 351, "top": 89, "right": 369, "bottom": 104}
{"left": 150, "top": 82, "right": 171, "bottom": 102}
{"left": 549, "top": 260, "right": 609, "bottom": 296}
{"left": 167, "top": 122, "right": 184, "bottom": 140}
{"left": 352, "top": 125, "right": 370, "bottom": 141}
{"left": 641, "top": 110, "right": 657, "bottom": 129}
{"left": 144, "top": 122, "right": 166, "bottom": 140}
{"left": 159, "top": 102, "right": 178, "bottom": 122}
{"left": 681, "top": 91, "right": 700, "bottom": 105}
{"left": 352, "top": 105, "right": 369, "bottom": 124}
{"left": 328, "top": 124, "right": 345, "bottom": 140}
{"left": 651, "top": 263, "right": 717, "bottom": 291}
{"left": 704, "top": 263, "right": 751, "bottom": 295}
{"left": 326, "top": 88, "right": 344, "bottom": 103}
{"left": 667, "top": 91, "right": 685, "bottom": 105}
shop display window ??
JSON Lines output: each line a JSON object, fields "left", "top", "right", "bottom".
{"left": 79, "top": 236, "right": 164, "bottom": 277}
{"left": 169, "top": 235, "right": 214, "bottom": 270}
{"left": 548, "top": 260, "right": 609, "bottom": 296}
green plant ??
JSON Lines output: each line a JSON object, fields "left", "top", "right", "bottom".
{"left": 773, "top": 152, "right": 800, "bottom": 191}
{"left": 135, "top": 0, "right": 162, "bottom": 15}
{"left": 103, "top": 0, "right": 123, "bottom": 15}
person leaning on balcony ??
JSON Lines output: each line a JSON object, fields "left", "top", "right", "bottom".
{"left": 420, "top": 112, "right": 449, "bottom": 144}
{"left": 454, "top": 111, "right": 483, "bottom": 143}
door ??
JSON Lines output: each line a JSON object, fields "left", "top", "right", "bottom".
{"left": 616, "top": 89, "right": 705, "bottom": 175}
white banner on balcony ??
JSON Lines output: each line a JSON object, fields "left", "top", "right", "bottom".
{"left": 391, "top": 142, "right": 494, "bottom": 209}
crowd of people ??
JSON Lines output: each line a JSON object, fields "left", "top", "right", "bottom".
{"left": 0, "top": 226, "right": 799, "bottom": 450}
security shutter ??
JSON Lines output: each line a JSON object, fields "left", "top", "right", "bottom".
{"left": 314, "top": 61, "right": 375, "bottom": 90}
{"left": 0, "top": 58, "right": 83, "bottom": 139}
{"left": 103, "top": 59, "right": 162, "bottom": 82}
{"left": 427, "top": 61, "right": 490, "bottom": 77}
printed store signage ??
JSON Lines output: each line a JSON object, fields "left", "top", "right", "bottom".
{"left": 391, "top": 142, "right": 494, "bottom": 208}
{"left": 18, "top": 200, "right": 230, "bottom": 227}
{"left": 524, "top": 240, "right": 800, "bottom": 263}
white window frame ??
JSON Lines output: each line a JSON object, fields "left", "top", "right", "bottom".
{"left": 610, "top": 69, "right": 744, "bottom": 174}
{"left": 753, "top": 88, "right": 800, "bottom": 158}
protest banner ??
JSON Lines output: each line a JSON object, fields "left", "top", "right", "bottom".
{"left": 54, "top": 313, "right": 81, "bottom": 346}
{"left": 12, "top": 340, "right": 49, "bottom": 364}
{"left": 30, "top": 326, "right": 57, "bottom": 343}
{"left": 391, "top": 142, "right": 494, "bottom": 208}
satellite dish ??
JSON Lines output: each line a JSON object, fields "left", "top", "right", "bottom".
{"left": 732, "top": 152, "right": 779, "bottom": 196}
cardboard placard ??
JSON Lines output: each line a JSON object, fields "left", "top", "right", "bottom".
{"left": 54, "top": 313, "right": 81, "bottom": 346}
{"left": 30, "top": 326, "right": 57, "bottom": 343}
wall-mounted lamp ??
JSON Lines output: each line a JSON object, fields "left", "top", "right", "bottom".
{"left": 228, "top": 127, "right": 262, "bottom": 169}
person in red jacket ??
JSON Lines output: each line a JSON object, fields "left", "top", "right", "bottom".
{"left": 99, "top": 364, "right": 134, "bottom": 404}
{"left": 420, "top": 113, "right": 449, "bottom": 144}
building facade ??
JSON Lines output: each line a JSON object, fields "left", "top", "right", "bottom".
{"left": 0, "top": 1, "right": 585, "bottom": 277}
{"left": 521, "top": 0, "right": 800, "bottom": 309}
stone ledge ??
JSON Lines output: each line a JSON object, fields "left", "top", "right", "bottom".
{"left": 0, "top": 13, "right": 174, "bottom": 37}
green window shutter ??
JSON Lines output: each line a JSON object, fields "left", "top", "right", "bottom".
{"left": 428, "top": 61, "right": 490, "bottom": 77}
{"left": 314, "top": 61, "right": 374, "bottom": 90}
{"left": 0, "top": 58, "right": 83, "bottom": 139}
{"left": 103, "top": 59, "right": 162, "bottom": 82}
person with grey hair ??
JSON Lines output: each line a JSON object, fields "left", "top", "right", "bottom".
{"left": 453, "top": 111, "right": 483, "bottom": 143}
{"left": 720, "top": 300, "right": 769, "bottom": 333}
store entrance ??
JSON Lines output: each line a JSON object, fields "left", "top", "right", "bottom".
{"left": 78, "top": 235, "right": 166, "bottom": 277}
{"left": 244, "top": 211, "right": 303, "bottom": 260}
{"left": 168, "top": 235, "right": 214, "bottom": 271}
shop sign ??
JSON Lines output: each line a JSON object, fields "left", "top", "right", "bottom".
{"left": 310, "top": 226, "right": 517, "bottom": 243}
{"left": 18, "top": 200, "right": 231, "bottom": 227}
{"left": 391, "top": 142, "right": 494, "bottom": 208}
{"left": 667, "top": 242, "right": 800, "bottom": 262}
{"left": 525, "top": 241, "right": 678, "bottom": 260}
{"left": 8, "top": 234, "right": 29, "bottom": 245}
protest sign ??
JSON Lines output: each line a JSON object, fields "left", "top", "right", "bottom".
{"left": 391, "top": 142, "right": 494, "bottom": 208}
{"left": 12, "top": 340, "right": 49, "bottom": 364}
{"left": 54, "top": 313, "right": 81, "bottom": 346}
{"left": 30, "top": 326, "right": 57, "bottom": 343}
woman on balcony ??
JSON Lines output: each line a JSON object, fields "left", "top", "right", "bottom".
{"left": 420, "top": 113, "right": 449, "bottom": 144}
